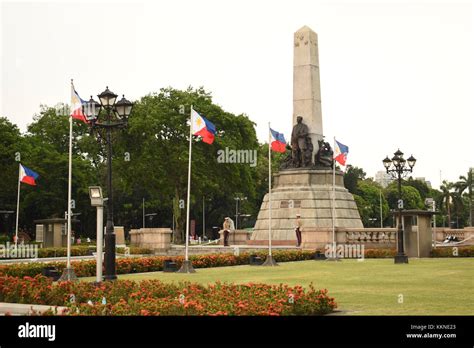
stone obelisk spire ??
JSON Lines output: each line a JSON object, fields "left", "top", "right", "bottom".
{"left": 293, "top": 26, "right": 323, "bottom": 158}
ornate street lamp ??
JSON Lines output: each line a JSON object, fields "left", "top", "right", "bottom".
{"left": 382, "top": 149, "right": 416, "bottom": 264}
{"left": 84, "top": 87, "right": 133, "bottom": 280}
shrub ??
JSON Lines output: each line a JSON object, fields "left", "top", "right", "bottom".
{"left": 0, "top": 250, "right": 315, "bottom": 278}
{"left": 116, "top": 247, "right": 153, "bottom": 255}
{"left": 430, "top": 246, "right": 474, "bottom": 257}
{"left": 0, "top": 245, "right": 153, "bottom": 260}
{"left": 37, "top": 246, "right": 93, "bottom": 258}
{"left": 0, "top": 275, "right": 337, "bottom": 316}
{"left": 364, "top": 248, "right": 397, "bottom": 258}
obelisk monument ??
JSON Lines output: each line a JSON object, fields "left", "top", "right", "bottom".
{"left": 250, "top": 26, "right": 363, "bottom": 245}
{"left": 293, "top": 26, "right": 323, "bottom": 159}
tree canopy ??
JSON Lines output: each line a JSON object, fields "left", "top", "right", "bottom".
{"left": 0, "top": 87, "right": 272, "bottom": 241}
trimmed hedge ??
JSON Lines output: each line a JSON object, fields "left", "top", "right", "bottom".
{"left": 430, "top": 246, "right": 474, "bottom": 257}
{"left": 37, "top": 246, "right": 92, "bottom": 258}
{"left": 0, "top": 250, "right": 315, "bottom": 278}
{"left": 2, "top": 245, "right": 153, "bottom": 259}
{"left": 364, "top": 248, "right": 397, "bottom": 258}
{"left": 116, "top": 247, "right": 153, "bottom": 255}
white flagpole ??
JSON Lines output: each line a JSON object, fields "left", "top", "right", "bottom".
{"left": 66, "top": 81, "right": 74, "bottom": 271}
{"left": 184, "top": 105, "right": 193, "bottom": 262}
{"left": 268, "top": 123, "right": 272, "bottom": 257}
{"left": 58, "top": 80, "right": 78, "bottom": 281}
{"left": 15, "top": 163, "right": 21, "bottom": 246}
{"left": 332, "top": 137, "right": 336, "bottom": 256}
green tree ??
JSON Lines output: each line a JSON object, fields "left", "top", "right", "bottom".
{"left": 112, "top": 87, "right": 260, "bottom": 242}
{"left": 0, "top": 118, "right": 24, "bottom": 235}
{"left": 385, "top": 184, "right": 424, "bottom": 211}
{"left": 439, "top": 181, "right": 455, "bottom": 227}
{"left": 354, "top": 180, "right": 389, "bottom": 227}
{"left": 21, "top": 106, "right": 98, "bottom": 237}
{"left": 405, "top": 177, "right": 431, "bottom": 201}
{"left": 343, "top": 165, "right": 366, "bottom": 194}
{"left": 456, "top": 170, "right": 473, "bottom": 227}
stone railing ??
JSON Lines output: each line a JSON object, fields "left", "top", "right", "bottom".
{"left": 301, "top": 226, "right": 474, "bottom": 249}
{"left": 301, "top": 227, "right": 397, "bottom": 249}
{"left": 344, "top": 229, "right": 397, "bottom": 244}
{"left": 435, "top": 227, "right": 474, "bottom": 244}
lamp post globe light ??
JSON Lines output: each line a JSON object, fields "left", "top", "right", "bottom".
{"left": 382, "top": 149, "right": 416, "bottom": 264}
{"left": 84, "top": 87, "right": 133, "bottom": 280}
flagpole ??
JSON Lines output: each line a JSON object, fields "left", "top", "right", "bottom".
{"left": 262, "top": 123, "right": 277, "bottom": 266}
{"left": 67, "top": 105, "right": 73, "bottom": 269}
{"left": 268, "top": 123, "right": 272, "bottom": 256}
{"left": 15, "top": 163, "right": 21, "bottom": 246}
{"left": 178, "top": 104, "right": 196, "bottom": 273}
{"left": 332, "top": 137, "right": 336, "bottom": 258}
{"left": 59, "top": 80, "right": 77, "bottom": 281}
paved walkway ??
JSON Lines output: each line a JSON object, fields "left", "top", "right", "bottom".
{"left": 0, "top": 302, "right": 67, "bottom": 315}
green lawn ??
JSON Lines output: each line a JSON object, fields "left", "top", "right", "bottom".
{"left": 82, "top": 258, "right": 474, "bottom": 315}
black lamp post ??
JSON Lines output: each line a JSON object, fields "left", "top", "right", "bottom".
{"left": 84, "top": 87, "right": 133, "bottom": 280}
{"left": 383, "top": 150, "right": 416, "bottom": 264}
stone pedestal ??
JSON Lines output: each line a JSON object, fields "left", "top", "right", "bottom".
{"left": 114, "top": 226, "right": 126, "bottom": 247}
{"left": 218, "top": 230, "right": 250, "bottom": 245}
{"left": 251, "top": 169, "right": 363, "bottom": 243}
{"left": 129, "top": 228, "right": 172, "bottom": 252}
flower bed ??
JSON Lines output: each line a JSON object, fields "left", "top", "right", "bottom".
{"left": 0, "top": 250, "right": 315, "bottom": 278}
{"left": 0, "top": 275, "right": 337, "bottom": 316}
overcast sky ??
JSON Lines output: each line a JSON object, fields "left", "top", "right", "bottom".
{"left": 1, "top": 0, "right": 472, "bottom": 189}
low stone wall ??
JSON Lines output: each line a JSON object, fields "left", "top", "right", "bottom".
{"left": 129, "top": 228, "right": 172, "bottom": 252}
{"left": 435, "top": 227, "right": 474, "bottom": 244}
{"left": 301, "top": 228, "right": 397, "bottom": 250}
{"left": 218, "top": 230, "right": 251, "bottom": 246}
{"left": 299, "top": 226, "right": 474, "bottom": 250}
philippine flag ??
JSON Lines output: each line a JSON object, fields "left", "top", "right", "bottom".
{"left": 19, "top": 164, "right": 39, "bottom": 186}
{"left": 70, "top": 83, "right": 88, "bottom": 124}
{"left": 191, "top": 109, "right": 216, "bottom": 144}
{"left": 334, "top": 140, "right": 349, "bottom": 166}
{"left": 270, "top": 128, "right": 286, "bottom": 153}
